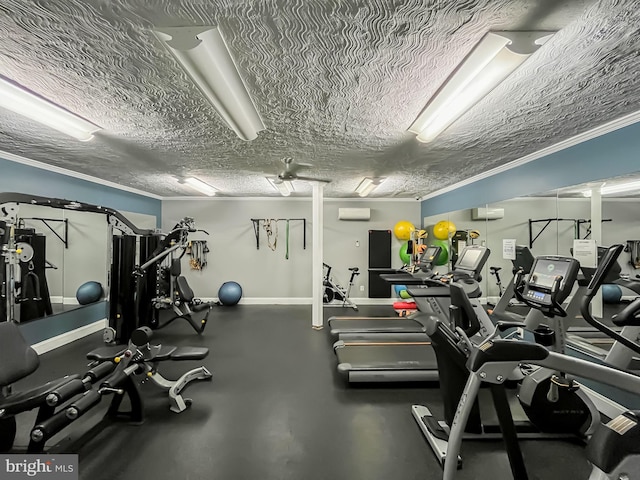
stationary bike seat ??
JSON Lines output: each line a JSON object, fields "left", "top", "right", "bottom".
{"left": 490, "top": 267, "right": 501, "bottom": 273}
{"left": 349, "top": 267, "right": 359, "bottom": 272}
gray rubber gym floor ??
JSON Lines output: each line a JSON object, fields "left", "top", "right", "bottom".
{"left": 16, "top": 305, "right": 593, "bottom": 479}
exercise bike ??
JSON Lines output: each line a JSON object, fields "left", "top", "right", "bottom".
{"left": 322, "top": 263, "right": 360, "bottom": 310}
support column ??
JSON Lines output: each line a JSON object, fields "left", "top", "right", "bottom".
{"left": 312, "top": 182, "right": 324, "bottom": 329}
{"left": 590, "top": 187, "right": 603, "bottom": 318}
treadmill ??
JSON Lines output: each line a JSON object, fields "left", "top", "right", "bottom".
{"left": 325, "top": 245, "right": 443, "bottom": 337}
{"left": 334, "top": 282, "right": 495, "bottom": 383}
{"left": 333, "top": 247, "right": 495, "bottom": 383}
{"left": 329, "top": 245, "right": 490, "bottom": 342}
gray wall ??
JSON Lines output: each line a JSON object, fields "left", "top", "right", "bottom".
{"left": 162, "top": 198, "right": 421, "bottom": 300}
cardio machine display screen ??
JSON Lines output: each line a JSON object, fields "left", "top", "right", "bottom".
{"left": 529, "top": 259, "right": 569, "bottom": 290}
{"left": 422, "top": 247, "right": 439, "bottom": 262}
{"left": 456, "top": 248, "right": 483, "bottom": 271}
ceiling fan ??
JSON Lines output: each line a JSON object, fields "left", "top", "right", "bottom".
{"left": 271, "top": 157, "right": 331, "bottom": 184}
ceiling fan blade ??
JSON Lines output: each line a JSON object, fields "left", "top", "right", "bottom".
{"left": 294, "top": 175, "right": 332, "bottom": 183}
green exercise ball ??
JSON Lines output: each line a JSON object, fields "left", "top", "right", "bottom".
{"left": 431, "top": 240, "right": 450, "bottom": 266}
{"left": 399, "top": 243, "right": 411, "bottom": 264}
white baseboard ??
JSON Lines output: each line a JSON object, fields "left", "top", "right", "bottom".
{"left": 200, "top": 297, "right": 313, "bottom": 305}
{"left": 50, "top": 296, "right": 63, "bottom": 303}
{"left": 31, "top": 319, "right": 107, "bottom": 354}
{"left": 242, "top": 297, "right": 313, "bottom": 305}
{"left": 64, "top": 297, "right": 79, "bottom": 305}
{"left": 200, "top": 297, "right": 396, "bottom": 305}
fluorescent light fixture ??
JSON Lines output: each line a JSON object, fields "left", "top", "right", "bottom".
{"left": 179, "top": 177, "right": 217, "bottom": 196}
{"left": 355, "top": 177, "right": 385, "bottom": 197}
{"left": 267, "top": 177, "right": 294, "bottom": 196}
{"left": 409, "top": 31, "right": 554, "bottom": 143}
{"left": 155, "top": 26, "right": 265, "bottom": 141}
{"left": 0, "top": 76, "right": 100, "bottom": 141}
{"left": 583, "top": 180, "right": 640, "bottom": 197}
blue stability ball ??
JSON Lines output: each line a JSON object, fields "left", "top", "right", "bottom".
{"left": 76, "top": 281, "right": 104, "bottom": 305}
{"left": 602, "top": 284, "right": 623, "bottom": 304}
{"left": 218, "top": 281, "right": 243, "bottom": 306}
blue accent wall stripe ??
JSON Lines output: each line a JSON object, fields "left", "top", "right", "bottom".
{"left": 19, "top": 302, "right": 107, "bottom": 345}
{"left": 421, "top": 121, "right": 640, "bottom": 219}
{"left": 0, "top": 157, "right": 161, "bottom": 224}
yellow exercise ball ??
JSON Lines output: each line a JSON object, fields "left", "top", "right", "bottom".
{"left": 393, "top": 221, "right": 415, "bottom": 241}
{"left": 432, "top": 223, "right": 446, "bottom": 240}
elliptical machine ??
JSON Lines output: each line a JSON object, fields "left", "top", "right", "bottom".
{"left": 411, "top": 254, "right": 602, "bottom": 470}
{"left": 442, "top": 244, "right": 640, "bottom": 480}
{"left": 513, "top": 255, "right": 600, "bottom": 436}
{"left": 322, "top": 263, "right": 360, "bottom": 310}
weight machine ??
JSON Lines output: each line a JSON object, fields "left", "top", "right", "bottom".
{"left": 107, "top": 217, "right": 213, "bottom": 343}
{"left": 0, "top": 193, "right": 154, "bottom": 326}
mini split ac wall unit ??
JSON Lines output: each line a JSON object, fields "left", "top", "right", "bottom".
{"left": 471, "top": 207, "right": 505, "bottom": 220}
{"left": 338, "top": 208, "right": 371, "bottom": 221}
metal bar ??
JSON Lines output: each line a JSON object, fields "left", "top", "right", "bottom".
{"left": 530, "top": 220, "right": 552, "bottom": 248}
{"left": 529, "top": 218, "right": 584, "bottom": 248}
{"left": 251, "top": 219, "right": 260, "bottom": 250}
{"left": 20, "top": 217, "right": 69, "bottom": 248}
{"left": 489, "top": 384, "right": 529, "bottom": 479}
{"left": 139, "top": 243, "right": 183, "bottom": 272}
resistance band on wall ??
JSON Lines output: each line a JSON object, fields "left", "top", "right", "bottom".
{"left": 250, "top": 218, "right": 307, "bottom": 256}
{"left": 264, "top": 219, "right": 278, "bottom": 251}
{"left": 285, "top": 219, "right": 290, "bottom": 260}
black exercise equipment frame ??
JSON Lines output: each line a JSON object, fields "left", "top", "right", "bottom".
{"left": 528, "top": 217, "right": 612, "bottom": 248}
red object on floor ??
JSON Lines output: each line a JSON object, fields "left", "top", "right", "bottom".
{"left": 393, "top": 301, "right": 417, "bottom": 310}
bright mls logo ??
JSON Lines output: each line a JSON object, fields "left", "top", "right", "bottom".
{"left": 0, "top": 455, "right": 78, "bottom": 480}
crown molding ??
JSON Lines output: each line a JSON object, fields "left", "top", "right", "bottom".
{"left": 162, "top": 196, "right": 419, "bottom": 202}
{"left": 0, "top": 149, "right": 162, "bottom": 200}
{"left": 419, "top": 109, "right": 640, "bottom": 202}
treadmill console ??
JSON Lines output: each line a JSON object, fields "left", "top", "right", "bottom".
{"left": 512, "top": 246, "right": 535, "bottom": 274}
{"left": 417, "top": 246, "right": 442, "bottom": 271}
{"left": 452, "top": 245, "right": 490, "bottom": 280}
{"left": 519, "top": 256, "right": 579, "bottom": 312}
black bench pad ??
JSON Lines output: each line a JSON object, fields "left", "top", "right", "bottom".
{"left": 170, "top": 347, "right": 209, "bottom": 361}
{"left": 87, "top": 345, "right": 126, "bottom": 362}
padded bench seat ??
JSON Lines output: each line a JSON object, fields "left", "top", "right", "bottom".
{"left": 87, "top": 345, "right": 208, "bottom": 362}
{"left": 170, "top": 347, "right": 209, "bottom": 361}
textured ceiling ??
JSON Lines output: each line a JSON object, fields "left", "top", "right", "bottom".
{"left": 0, "top": 0, "right": 639, "bottom": 198}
